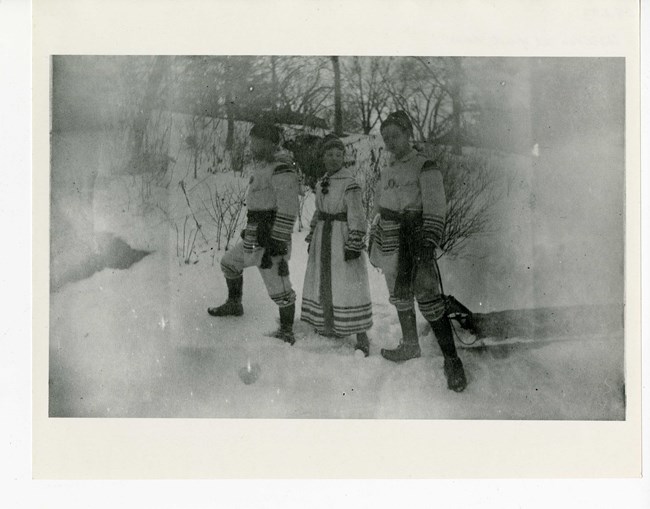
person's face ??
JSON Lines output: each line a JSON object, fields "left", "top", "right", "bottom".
{"left": 250, "top": 135, "right": 275, "bottom": 161}
{"left": 323, "top": 147, "right": 345, "bottom": 174}
{"left": 381, "top": 124, "right": 411, "bottom": 157}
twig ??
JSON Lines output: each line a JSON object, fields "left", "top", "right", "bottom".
{"left": 179, "top": 179, "right": 208, "bottom": 243}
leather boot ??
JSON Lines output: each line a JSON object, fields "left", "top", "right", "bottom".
{"left": 271, "top": 303, "right": 295, "bottom": 345}
{"left": 430, "top": 317, "right": 467, "bottom": 392}
{"left": 381, "top": 310, "right": 421, "bottom": 362}
{"left": 355, "top": 332, "right": 370, "bottom": 357}
{"left": 208, "top": 276, "right": 244, "bottom": 316}
{"left": 443, "top": 357, "right": 467, "bottom": 393}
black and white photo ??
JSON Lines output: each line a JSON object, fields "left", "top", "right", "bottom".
{"left": 48, "top": 55, "right": 626, "bottom": 420}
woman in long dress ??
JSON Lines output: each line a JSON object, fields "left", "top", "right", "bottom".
{"left": 301, "top": 135, "right": 373, "bottom": 356}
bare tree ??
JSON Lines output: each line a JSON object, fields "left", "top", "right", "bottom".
{"left": 422, "top": 146, "right": 503, "bottom": 258}
{"left": 331, "top": 56, "right": 343, "bottom": 135}
{"left": 271, "top": 56, "right": 333, "bottom": 125}
{"left": 447, "top": 57, "right": 465, "bottom": 155}
{"left": 200, "top": 179, "right": 248, "bottom": 251}
{"left": 380, "top": 57, "right": 453, "bottom": 143}
{"left": 380, "top": 56, "right": 478, "bottom": 149}
{"left": 130, "top": 56, "right": 173, "bottom": 157}
{"left": 342, "top": 56, "right": 390, "bottom": 134}
{"left": 223, "top": 56, "right": 258, "bottom": 149}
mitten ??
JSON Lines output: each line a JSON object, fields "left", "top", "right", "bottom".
{"left": 260, "top": 251, "right": 273, "bottom": 269}
{"left": 267, "top": 239, "right": 288, "bottom": 257}
{"left": 344, "top": 249, "right": 361, "bottom": 262}
{"left": 278, "top": 258, "right": 290, "bottom": 277}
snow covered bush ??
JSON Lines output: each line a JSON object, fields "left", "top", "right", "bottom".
{"left": 296, "top": 186, "right": 312, "bottom": 231}
{"left": 200, "top": 178, "right": 248, "bottom": 251}
{"left": 174, "top": 215, "right": 199, "bottom": 265}
{"left": 181, "top": 115, "right": 215, "bottom": 180}
{"left": 356, "top": 144, "right": 384, "bottom": 224}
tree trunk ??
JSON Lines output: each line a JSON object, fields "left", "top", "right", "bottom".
{"left": 225, "top": 57, "right": 235, "bottom": 151}
{"left": 449, "top": 57, "right": 463, "bottom": 156}
{"left": 331, "top": 56, "right": 343, "bottom": 136}
{"left": 133, "top": 56, "right": 169, "bottom": 157}
{"left": 225, "top": 90, "right": 234, "bottom": 151}
{"left": 271, "top": 56, "right": 279, "bottom": 115}
{"left": 451, "top": 95, "right": 462, "bottom": 155}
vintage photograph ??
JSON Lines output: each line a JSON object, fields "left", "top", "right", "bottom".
{"left": 49, "top": 55, "right": 625, "bottom": 420}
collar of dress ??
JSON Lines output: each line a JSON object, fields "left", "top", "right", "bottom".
{"left": 389, "top": 148, "right": 418, "bottom": 166}
{"left": 321, "top": 166, "right": 351, "bottom": 180}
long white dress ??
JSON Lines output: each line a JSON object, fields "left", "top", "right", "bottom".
{"left": 301, "top": 167, "right": 373, "bottom": 336}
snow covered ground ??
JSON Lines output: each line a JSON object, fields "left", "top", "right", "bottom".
{"left": 49, "top": 173, "right": 625, "bottom": 420}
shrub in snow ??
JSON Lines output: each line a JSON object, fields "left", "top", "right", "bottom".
{"left": 200, "top": 178, "right": 248, "bottom": 252}
{"left": 419, "top": 145, "right": 504, "bottom": 259}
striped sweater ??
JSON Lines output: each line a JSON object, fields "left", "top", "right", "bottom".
{"left": 372, "top": 149, "right": 445, "bottom": 252}
{"left": 244, "top": 158, "right": 300, "bottom": 250}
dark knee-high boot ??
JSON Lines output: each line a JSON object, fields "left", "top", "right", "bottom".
{"left": 271, "top": 303, "right": 295, "bottom": 345}
{"left": 355, "top": 332, "right": 370, "bottom": 357}
{"left": 208, "top": 276, "right": 244, "bottom": 316}
{"left": 430, "top": 316, "right": 467, "bottom": 392}
{"left": 381, "top": 310, "right": 421, "bottom": 362}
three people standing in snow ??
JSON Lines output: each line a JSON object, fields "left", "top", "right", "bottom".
{"left": 209, "top": 113, "right": 467, "bottom": 392}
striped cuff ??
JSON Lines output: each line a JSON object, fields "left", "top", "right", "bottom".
{"left": 270, "top": 289, "right": 296, "bottom": 307}
{"left": 345, "top": 229, "right": 366, "bottom": 252}
{"left": 422, "top": 213, "right": 444, "bottom": 246}
{"left": 271, "top": 212, "right": 295, "bottom": 243}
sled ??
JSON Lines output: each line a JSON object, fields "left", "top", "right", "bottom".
{"left": 445, "top": 295, "right": 479, "bottom": 336}
{"left": 451, "top": 303, "right": 623, "bottom": 350}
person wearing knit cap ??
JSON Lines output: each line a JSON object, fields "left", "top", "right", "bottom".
{"left": 369, "top": 111, "right": 467, "bottom": 392}
{"left": 380, "top": 110, "right": 414, "bottom": 137}
{"left": 301, "top": 134, "right": 373, "bottom": 356}
{"left": 208, "top": 122, "right": 300, "bottom": 345}
{"left": 249, "top": 122, "right": 281, "bottom": 144}
{"left": 320, "top": 133, "right": 345, "bottom": 153}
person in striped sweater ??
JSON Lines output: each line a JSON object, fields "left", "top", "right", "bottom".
{"left": 301, "top": 134, "right": 373, "bottom": 356}
{"left": 208, "top": 123, "right": 300, "bottom": 345}
{"left": 369, "top": 111, "right": 467, "bottom": 392}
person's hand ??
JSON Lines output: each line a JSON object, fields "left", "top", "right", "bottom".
{"left": 344, "top": 249, "right": 361, "bottom": 262}
{"left": 267, "top": 239, "right": 288, "bottom": 257}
